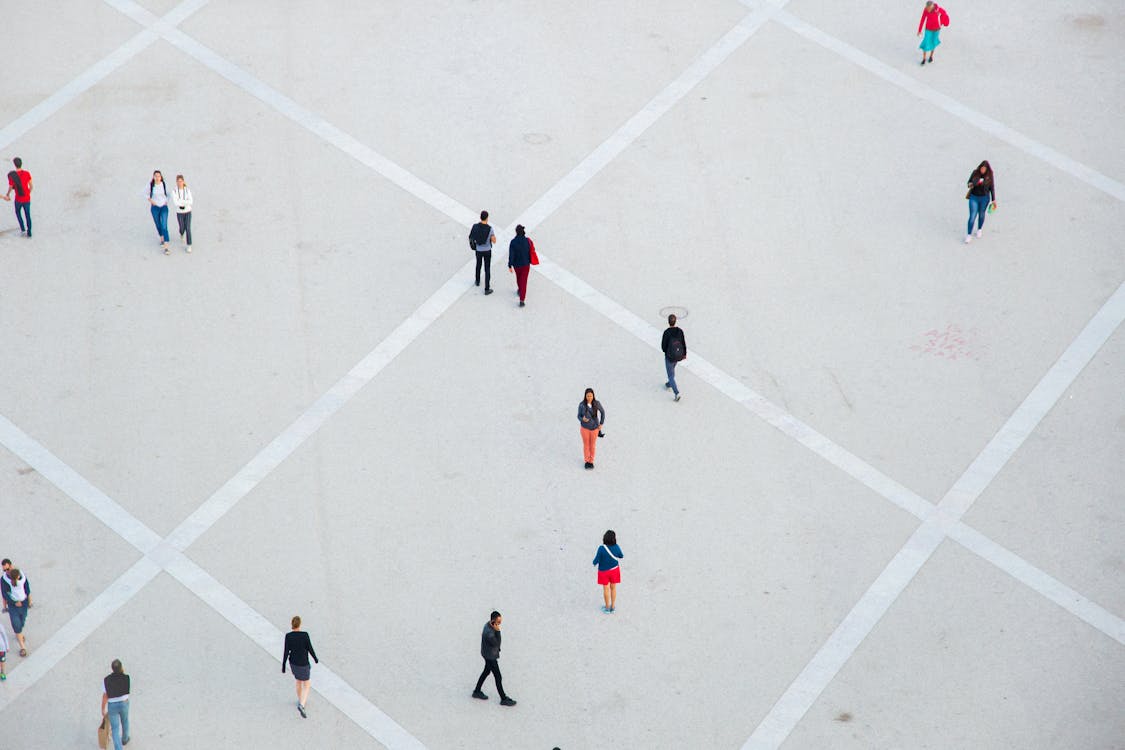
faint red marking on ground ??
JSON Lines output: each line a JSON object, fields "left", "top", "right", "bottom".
{"left": 911, "top": 324, "right": 986, "bottom": 361}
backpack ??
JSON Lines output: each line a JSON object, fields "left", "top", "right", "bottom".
{"left": 469, "top": 223, "right": 491, "bottom": 251}
{"left": 938, "top": 7, "right": 950, "bottom": 26}
{"left": 667, "top": 333, "right": 685, "bottom": 362}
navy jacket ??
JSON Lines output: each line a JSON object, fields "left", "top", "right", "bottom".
{"left": 508, "top": 236, "right": 531, "bottom": 268}
{"left": 578, "top": 400, "right": 605, "bottom": 430}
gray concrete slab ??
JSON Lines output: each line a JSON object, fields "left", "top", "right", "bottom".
{"left": 783, "top": 540, "right": 1125, "bottom": 749}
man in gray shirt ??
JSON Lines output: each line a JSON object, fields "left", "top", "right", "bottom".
{"left": 469, "top": 210, "right": 497, "bottom": 295}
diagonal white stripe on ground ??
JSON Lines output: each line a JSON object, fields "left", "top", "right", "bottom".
{"left": 770, "top": 8, "right": 1125, "bottom": 203}
{"left": 742, "top": 281, "right": 1125, "bottom": 749}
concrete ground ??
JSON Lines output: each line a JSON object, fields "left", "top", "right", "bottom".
{"left": 0, "top": 1, "right": 1122, "bottom": 748}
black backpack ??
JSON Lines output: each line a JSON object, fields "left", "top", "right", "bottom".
{"left": 469, "top": 223, "right": 491, "bottom": 250}
{"left": 667, "top": 333, "right": 685, "bottom": 361}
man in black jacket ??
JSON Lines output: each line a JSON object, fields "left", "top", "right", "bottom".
{"left": 661, "top": 314, "right": 687, "bottom": 401}
{"left": 472, "top": 611, "right": 516, "bottom": 706}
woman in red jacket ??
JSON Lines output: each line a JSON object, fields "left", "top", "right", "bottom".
{"left": 917, "top": 2, "right": 947, "bottom": 66}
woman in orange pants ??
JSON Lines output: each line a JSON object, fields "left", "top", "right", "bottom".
{"left": 577, "top": 388, "right": 605, "bottom": 470}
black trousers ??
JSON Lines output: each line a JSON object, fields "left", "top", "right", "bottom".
{"left": 475, "top": 658, "right": 506, "bottom": 698}
{"left": 176, "top": 211, "right": 192, "bottom": 245}
{"left": 474, "top": 250, "right": 492, "bottom": 289}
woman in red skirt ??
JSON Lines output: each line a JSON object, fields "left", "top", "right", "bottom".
{"left": 592, "top": 530, "right": 624, "bottom": 613}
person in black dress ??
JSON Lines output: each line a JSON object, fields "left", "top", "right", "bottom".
{"left": 282, "top": 615, "right": 319, "bottom": 718}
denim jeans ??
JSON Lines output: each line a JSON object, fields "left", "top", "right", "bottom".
{"left": 7, "top": 603, "right": 27, "bottom": 634}
{"left": 665, "top": 358, "right": 679, "bottom": 396}
{"left": 176, "top": 211, "right": 192, "bottom": 245}
{"left": 108, "top": 700, "right": 130, "bottom": 750}
{"left": 967, "top": 195, "right": 990, "bottom": 235}
{"left": 150, "top": 204, "right": 169, "bottom": 242}
{"left": 14, "top": 201, "right": 30, "bottom": 235}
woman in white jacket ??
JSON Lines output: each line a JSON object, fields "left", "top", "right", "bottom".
{"left": 173, "top": 174, "right": 193, "bottom": 252}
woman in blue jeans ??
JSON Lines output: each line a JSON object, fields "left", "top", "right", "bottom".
{"left": 964, "top": 160, "right": 996, "bottom": 244}
{"left": 147, "top": 170, "right": 170, "bottom": 253}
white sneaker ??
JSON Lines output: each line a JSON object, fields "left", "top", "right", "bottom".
{"left": 964, "top": 235, "right": 972, "bottom": 244}
{"left": 974, "top": 228, "right": 982, "bottom": 238}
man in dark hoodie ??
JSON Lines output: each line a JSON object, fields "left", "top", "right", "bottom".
{"left": 472, "top": 611, "right": 516, "bottom": 706}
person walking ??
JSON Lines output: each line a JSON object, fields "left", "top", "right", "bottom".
{"left": 592, "top": 530, "right": 624, "bottom": 613}
{"left": 661, "top": 314, "right": 687, "bottom": 402}
{"left": 469, "top": 210, "right": 497, "bottom": 295}
{"left": 4, "top": 158, "right": 32, "bottom": 237}
{"left": 0, "top": 620, "right": 8, "bottom": 681}
{"left": 1, "top": 558, "right": 9, "bottom": 614}
{"left": 578, "top": 388, "right": 605, "bottom": 470}
{"left": 964, "top": 160, "right": 997, "bottom": 244}
{"left": 472, "top": 611, "right": 516, "bottom": 706}
{"left": 101, "top": 659, "right": 131, "bottom": 750}
{"left": 1, "top": 567, "right": 31, "bottom": 656}
{"left": 147, "top": 170, "right": 170, "bottom": 253}
{"left": 508, "top": 224, "right": 532, "bottom": 307}
{"left": 173, "top": 174, "right": 193, "bottom": 253}
{"left": 916, "top": 1, "right": 948, "bottom": 65}
{"left": 282, "top": 615, "right": 319, "bottom": 718}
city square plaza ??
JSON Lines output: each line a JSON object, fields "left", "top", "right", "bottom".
{"left": 0, "top": 0, "right": 1122, "bottom": 748}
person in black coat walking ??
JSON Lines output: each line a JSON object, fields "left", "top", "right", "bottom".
{"left": 661, "top": 314, "right": 687, "bottom": 401}
{"left": 472, "top": 611, "right": 516, "bottom": 706}
{"left": 508, "top": 225, "right": 532, "bottom": 306}
{"left": 282, "top": 615, "right": 319, "bottom": 718}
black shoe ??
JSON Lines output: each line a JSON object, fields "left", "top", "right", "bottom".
{"left": 920, "top": 58, "right": 926, "bottom": 65}
{"left": 928, "top": 56, "right": 934, "bottom": 63}
{"left": 472, "top": 690, "right": 489, "bottom": 700}
{"left": 584, "top": 462, "right": 593, "bottom": 470}
{"left": 664, "top": 382, "right": 671, "bottom": 390}
{"left": 500, "top": 697, "right": 517, "bottom": 706}
{"left": 598, "top": 431, "right": 605, "bottom": 438}
{"left": 297, "top": 704, "right": 307, "bottom": 718}
{"left": 122, "top": 739, "right": 130, "bottom": 746}
{"left": 484, "top": 288, "right": 493, "bottom": 295}
{"left": 519, "top": 300, "right": 526, "bottom": 307}
{"left": 475, "top": 280, "right": 480, "bottom": 286}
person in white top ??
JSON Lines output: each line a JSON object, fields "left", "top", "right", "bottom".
{"left": 173, "top": 174, "right": 193, "bottom": 253}
{"left": 147, "top": 170, "right": 170, "bottom": 253}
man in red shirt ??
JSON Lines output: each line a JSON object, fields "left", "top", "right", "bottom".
{"left": 5, "top": 157, "right": 32, "bottom": 237}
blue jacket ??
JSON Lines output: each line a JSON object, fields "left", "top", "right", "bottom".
{"left": 578, "top": 400, "right": 605, "bottom": 430}
{"left": 592, "top": 544, "right": 624, "bottom": 571}
{"left": 508, "top": 236, "right": 531, "bottom": 268}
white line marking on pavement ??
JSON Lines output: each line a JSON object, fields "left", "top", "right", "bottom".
{"left": 165, "top": 261, "right": 476, "bottom": 551}
{"left": 0, "top": 0, "right": 209, "bottom": 150}
{"left": 518, "top": 2, "right": 784, "bottom": 229}
{"left": 533, "top": 256, "right": 937, "bottom": 522}
{"left": 742, "top": 281, "right": 1125, "bottom": 749}
{"left": 770, "top": 8, "right": 1125, "bottom": 203}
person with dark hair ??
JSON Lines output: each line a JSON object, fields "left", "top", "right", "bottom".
{"left": 0, "top": 559, "right": 9, "bottom": 613}
{"left": 1, "top": 566, "right": 31, "bottom": 656}
{"left": 593, "top": 530, "right": 624, "bottom": 613}
{"left": 472, "top": 611, "right": 516, "bottom": 706}
{"left": 282, "top": 615, "right": 319, "bottom": 718}
{"left": 173, "top": 174, "right": 193, "bottom": 253}
{"left": 916, "top": 1, "right": 948, "bottom": 65}
{"left": 4, "top": 157, "right": 32, "bottom": 237}
{"left": 578, "top": 388, "right": 605, "bottom": 470}
{"left": 964, "top": 160, "right": 997, "bottom": 244}
{"left": 508, "top": 224, "right": 532, "bottom": 306}
{"left": 661, "top": 314, "right": 687, "bottom": 401}
{"left": 147, "top": 170, "right": 170, "bottom": 253}
{"left": 101, "top": 659, "right": 131, "bottom": 750}
{"left": 469, "top": 210, "right": 497, "bottom": 294}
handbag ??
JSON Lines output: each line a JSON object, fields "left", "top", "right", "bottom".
{"left": 529, "top": 238, "right": 539, "bottom": 265}
{"left": 98, "top": 717, "right": 110, "bottom": 749}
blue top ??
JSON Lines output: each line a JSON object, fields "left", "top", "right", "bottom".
{"left": 508, "top": 236, "right": 531, "bottom": 268}
{"left": 592, "top": 544, "right": 624, "bottom": 571}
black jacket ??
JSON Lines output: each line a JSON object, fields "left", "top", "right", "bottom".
{"left": 661, "top": 326, "right": 686, "bottom": 361}
{"left": 480, "top": 623, "right": 501, "bottom": 660}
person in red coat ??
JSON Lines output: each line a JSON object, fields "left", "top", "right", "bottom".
{"left": 917, "top": 1, "right": 948, "bottom": 66}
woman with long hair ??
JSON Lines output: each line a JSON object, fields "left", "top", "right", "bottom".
{"left": 147, "top": 170, "right": 170, "bottom": 253}
{"left": 577, "top": 387, "right": 605, "bottom": 470}
{"left": 173, "top": 174, "right": 193, "bottom": 253}
{"left": 964, "top": 160, "right": 997, "bottom": 244}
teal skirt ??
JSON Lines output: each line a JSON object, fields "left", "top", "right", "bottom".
{"left": 920, "top": 29, "right": 941, "bottom": 52}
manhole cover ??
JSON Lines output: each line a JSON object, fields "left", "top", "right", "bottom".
{"left": 523, "top": 133, "right": 551, "bottom": 145}
{"left": 659, "top": 306, "right": 689, "bottom": 320}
